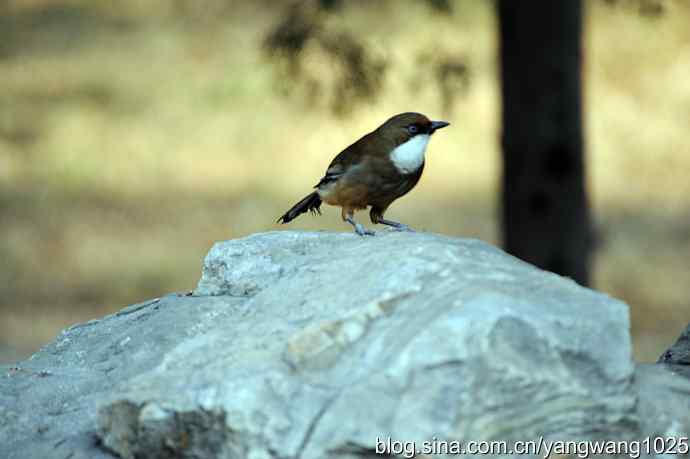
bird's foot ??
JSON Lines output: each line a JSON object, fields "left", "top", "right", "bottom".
{"left": 345, "top": 215, "right": 375, "bottom": 236}
{"left": 379, "top": 219, "right": 414, "bottom": 232}
{"left": 354, "top": 223, "right": 376, "bottom": 236}
{"left": 390, "top": 223, "right": 414, "bottom": 232}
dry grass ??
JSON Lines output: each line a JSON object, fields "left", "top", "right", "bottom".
{"left": 1, "top": 0, "right": 689, "bottom": 363}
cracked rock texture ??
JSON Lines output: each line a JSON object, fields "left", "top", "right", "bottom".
{"left": 2, "top": 231, "right": 687, "bottom": 459}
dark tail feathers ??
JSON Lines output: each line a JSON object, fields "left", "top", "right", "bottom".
{"left": 277, "top": 192, "right": 322, "bottom": 224}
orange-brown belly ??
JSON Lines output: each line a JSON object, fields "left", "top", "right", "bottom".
{"left": 318, "top": 181, "right": 369, "bottom": 210}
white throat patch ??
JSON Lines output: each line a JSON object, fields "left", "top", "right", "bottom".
{"left": 390, "top": 134, "right": 430, "bottom": 174}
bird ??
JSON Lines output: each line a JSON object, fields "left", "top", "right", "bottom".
{"left": 276, "top": 112, "right": 450, "bottom": 236}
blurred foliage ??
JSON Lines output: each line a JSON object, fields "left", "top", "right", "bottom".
{"left": 263, "top": 1, "right": 388, "bottom": 116}
{"left": 261, "top": 0, "right": 470, "bottom": 115}
{"left": 415, "top": 51, "right": 470, "bottom": 115}
{"left": 426, "top": 0, "right": 454, "bottom": 14}
{"left": 0, "top": 2, "right": 133, "bottom": 59}
{"left": 602, "top": 0, "right": 668, "bottom": 17}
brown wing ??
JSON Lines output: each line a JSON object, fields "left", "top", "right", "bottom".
{"left": 313, "top": 130, "right": 390, "bottom": 189}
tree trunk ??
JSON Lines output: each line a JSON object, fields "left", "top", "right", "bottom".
{"left": 497, "top": 0, "right": 592, "bottom": 286}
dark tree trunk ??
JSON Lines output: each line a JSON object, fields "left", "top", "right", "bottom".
{"left": 497, "top": 0, "right": 592, "bottom": 286}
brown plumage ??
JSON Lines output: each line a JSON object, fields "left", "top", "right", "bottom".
{"left": 277, "top": 112, "right": 450, "bottom": 235}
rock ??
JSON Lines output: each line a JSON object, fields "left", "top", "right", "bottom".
{"left": 635, "top": 364, "right": 690, "bottom": 441}
{"left": 658, "top": 323, "right": 690, "bottom": 365}
{"left": 0, "top": 231, "right": 643, "bottom": 459}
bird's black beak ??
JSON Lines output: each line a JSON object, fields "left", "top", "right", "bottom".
{"left": 430, "top": 120, "right": 450, "bottom": 134}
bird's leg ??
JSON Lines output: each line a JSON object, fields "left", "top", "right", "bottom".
{"left": 369, "top": 207, "right": 414, "bottom": 232}
{"left": 377, "top": 218, "right": 414, "bottom": 232}
{"left": 342, "top": 208, "right": 375, "bottom": 236}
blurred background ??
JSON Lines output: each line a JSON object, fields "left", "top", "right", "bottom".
{"left": 1, "top": 0, "right": 689, "bottom": 363}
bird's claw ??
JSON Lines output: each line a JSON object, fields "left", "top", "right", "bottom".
{"left": 354, "top": 223, "right": 376, "bottom": 236}
{"left": 390, "top": 224, "right": 414, "bottom": 232}
{"left": 380, "top": 219, "right": 414, "bottom": 232}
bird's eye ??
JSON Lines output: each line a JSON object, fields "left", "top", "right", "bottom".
{"left": 407, "top": 125, "right": 418, "bottom": 134}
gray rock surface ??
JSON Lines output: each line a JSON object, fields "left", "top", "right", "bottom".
{"left": 635, "top": 364, "right": 690, "bottom": 441}
{"left": 0, "top": 230, "right": 666, "bottom": 459}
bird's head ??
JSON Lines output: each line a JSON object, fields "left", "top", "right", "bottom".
{"left": 374, "top": 112, "right": 450, "bottom": 174}
{"left": 377, "top": 112, "right": 450, "bottom": 146}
